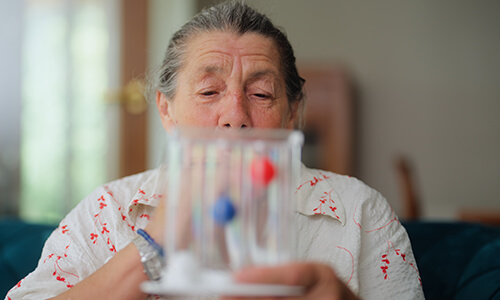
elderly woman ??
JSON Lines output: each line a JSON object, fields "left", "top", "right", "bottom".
{"left": 6, "top": 2, "right": 423, "bottom": 300}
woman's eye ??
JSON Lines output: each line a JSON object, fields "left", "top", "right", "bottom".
{"left": 253, "top": 93, "right": 270, "bottom": 99}
{"left": 201, "top": 91, "right": 218, "bottom": 96}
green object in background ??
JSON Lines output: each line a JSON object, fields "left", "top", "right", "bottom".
{"left": 0, "top": 219, "right": 57, "bottom": 297}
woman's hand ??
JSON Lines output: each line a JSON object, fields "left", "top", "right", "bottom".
{"left": 222, "top": 263, "right": 360, "bottom": 300}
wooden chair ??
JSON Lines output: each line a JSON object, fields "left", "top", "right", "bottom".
{"left": 395, "top": 156, "right": 421, "bottom": 221}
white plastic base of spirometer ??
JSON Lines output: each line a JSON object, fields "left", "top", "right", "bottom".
{"left": 141, "top": 274, "right": 303, "bottom": 297}
{"left": 140, "top": 252, "right": 303, "bottom": 297}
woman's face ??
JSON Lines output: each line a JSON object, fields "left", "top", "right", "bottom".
{"left": 157, "top": 31, "right": 296, "bottom": 132}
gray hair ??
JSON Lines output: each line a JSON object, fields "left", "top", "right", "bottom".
{"left": 150, "top": 1, "right": 305, "bottom": 124}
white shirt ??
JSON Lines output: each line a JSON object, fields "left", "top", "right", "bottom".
{"left": 6, "top": 166, "right": 424, "bottom": 299}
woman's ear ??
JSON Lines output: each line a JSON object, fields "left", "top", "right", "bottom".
{"left": 156, "top": 90, "right": 175, "bottom": 133}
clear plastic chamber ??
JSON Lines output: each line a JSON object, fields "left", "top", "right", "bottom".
{"left": 142, "top": 127, "right": 304, "bottom": 297}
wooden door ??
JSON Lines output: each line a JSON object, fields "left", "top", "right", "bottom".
{"left": 119, "top": 0, "right": 149, "bottom": 178}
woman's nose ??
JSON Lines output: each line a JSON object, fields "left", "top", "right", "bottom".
{"left": 218, "top": 90, "right": 252, "bottom": 128}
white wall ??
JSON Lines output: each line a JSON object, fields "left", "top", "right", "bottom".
{"left": 149, "top": 0, "right": 500, "bottom": 220}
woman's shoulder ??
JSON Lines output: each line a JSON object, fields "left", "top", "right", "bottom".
{"left": 94, "top": 169, "right": 160, "bottom": 203}
{"left": 297, "top": 165, "right": 394, "bottom": 229}
{"left": 63, "top": 168, "right": 161, "bottom": 222}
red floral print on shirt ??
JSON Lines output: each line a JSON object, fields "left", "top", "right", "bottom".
{"left": 380, "top": 240, "right": 421, "bottom": 284}
{"left": 313, "top": 188, "right": 340, "bottom": 219}
{"left": 352, "top": 204, "right": 421, "bottom": 284}
{"left": 43, "top": 224, "right": 80, "bottom": 288}
{"left": 296, "top": 171, "right": 331, "bottom": 192}
{"left": 140, "top": 214, "right": 151, "bottom": 221}
{"left": 129, "top": 188, "right": 162, "bottom": 214}
{"left": 90, "top": 186, "right": 162, "bottom": 252}
{"left": 91, "top": 194, "right": 116, "bottom": 253}
{"left": 104, "top": 186, "right": 138, "bottom": 232}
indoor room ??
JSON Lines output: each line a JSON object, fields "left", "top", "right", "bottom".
{"left": 1, "top": 0, "right": 499, "bottom": 299}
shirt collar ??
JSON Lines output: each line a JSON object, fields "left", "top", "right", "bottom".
{"left": 295, "top": 164, "right": 346, "bottom": 226}
{"left": 126, "top": 166, "right": 167, "bottom": 215}
{"left": 127, "top": 164, "right": 346, "bottom": 226}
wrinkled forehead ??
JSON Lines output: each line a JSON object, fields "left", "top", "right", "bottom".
{"left": 180, "top": 31, "right": 284, "bottom": 80}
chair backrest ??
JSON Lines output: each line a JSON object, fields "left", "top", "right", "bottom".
{"left": 0, "top": 219, "right": 57, "bottom": 297}
{"left": 395, "top": 156, "right": 421, "bottom": 220}
{"left": 404, "top": 221, "right": 500, "bottom": 299}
